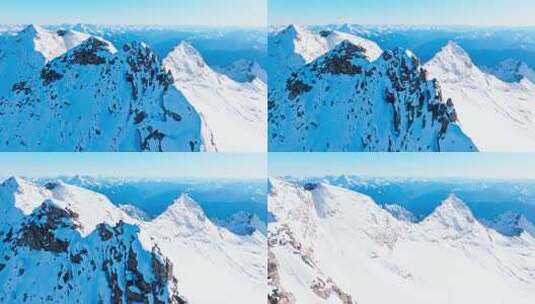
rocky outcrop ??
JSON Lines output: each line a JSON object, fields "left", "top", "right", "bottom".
{"left": 269, "top": 40, "right": 476, "bottom": 152}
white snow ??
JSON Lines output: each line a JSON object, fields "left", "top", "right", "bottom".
{"left": 269, "top": 178, "right": 535, "bottom": 304}
{"left": 163, "top": 42, "right": 267, "bottom": 152}
{"left": 425, "top": 41, "right": 535, "bottom": 151}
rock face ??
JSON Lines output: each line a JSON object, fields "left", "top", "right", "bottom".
{"left": 0, "top": 178, "right": 186, "bottom": 303}
{"left": 269, "top": 38, "right": 476, "bottom": 151}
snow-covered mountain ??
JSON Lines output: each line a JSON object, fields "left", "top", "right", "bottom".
{"left": 139, "top": 194, "right": 266, "bottom": 303}
{"left": 268, "top": 25, "right": 382, "bottom": 85}
{"left": 0, "top": 177, "right": 266, "bottom": 303}
{"left": 163, "top": 42, "right": 266, "bottom": 152}
{"left": 0, "top": 25, "right": 90, "bottom": 97}
{"left": 483, "top": 59, "right": 535, "bottom": 84}
{"left": 0, "top": 25, "right": 266, "bottom": 152}
{"left": 483, "top": 211, "right": 535, "bottom": 238}
{"left": 425, "top": 42, "right": 535, "bottom": 151}
{"left": 268, "top": 178, "right": 535, "bottom": 304}
{"left": 215, "top": 211, "right": 267, "bottom": 236}
{"left": 216, "top": 59, "right": 267, "bottom": 83}
{"left": 268, "top": 27, "right": 476, "bottom": 151}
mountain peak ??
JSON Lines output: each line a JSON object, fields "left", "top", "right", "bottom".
{"left": 424, "top": 194, "right": 477, "bottom": 232}
{"left": 282, "top": 24, "right": 306, "bottom": 37}
{"left": 20, "top": 24, "right": 46, "bottom": 36}
{"left": 433, "top": 41, "right": 474, "bottom": 69}
{"left": 1, "top": 176, "right": 28, "bottom": 190}
{"left": 164, "top": 41, "right": 208, "bottom": 78}
{"left": 155, "top": 194, "right": 208, "bottom": 228}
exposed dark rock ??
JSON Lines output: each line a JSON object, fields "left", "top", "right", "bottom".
{"left": 68, "top": 37, "right": 109, "bottom": 65}
{"left": 286, "top": 78, "right": 312, "bottom": 100}
{"left": 17, "top": 203, "right": 76, "bottom": 253}
{"left": 97, "top": 224, "right": 113, "bottom": 241}
{"left": 134, "top": 111, "right": 147, "bottom": 124}
{"left": 319, "top": 41, "right": 366, "bottom": 75}
{"left": 304, "top": 183, "right": 318, "bottom": 191}
{"left": 41, "top": 66, "right": 63, "bottom": 86}
{"left": 12, "top": 81, "right": 31, "bottom": 95}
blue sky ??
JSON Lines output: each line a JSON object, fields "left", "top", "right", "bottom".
{"left": 0, "top": 0, "right": 266, "bottom": 26}
{"left": 269, "top": 153, "right": 535, "bottom": 179}
{"left": 269, "top": 0, "right": 535, "bottom": 26}
{"left": 0, "top": 153, "right": 266, "bottom": 179}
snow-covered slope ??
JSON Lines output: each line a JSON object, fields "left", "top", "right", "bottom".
{"left": 269, "top": 40, "right": 476, "bottom": 151}
{"left": 425, "top": 42, "right": 535, "bottom": 151}
{"left": 483, "top": 58, "right": 535, "bottom": 84}
{"left": 140, "top": 194, "right": 266, "bottom": 304}
{"left": 163, "top": 42, "right": 267, "bottom": 152}
{"left": 0, "top": 25, "right": 90, "bottom": 96}
{"left": 268, "top": 25, "right": 383, "bottom": 85}
{"left": 0, "top": 177, "right": 266, "bottom": 303}
{"left": 0, "top": 177, "right": 185, "bottom": 303}
{"left": 0, "top": 35, "right": 206, "bottom": 151}
{"left": 268, "top": 178, "right": 535, "bottom": 304}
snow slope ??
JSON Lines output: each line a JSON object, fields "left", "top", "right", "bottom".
{"left": 268, "top": 178, "right": 535, "bottom": 304}
{"left": 425, "top": 42, "right": 535, "bottom": 151}
{"left": 0, "top": 177, "right": 266, "bottom": 303}
{"left": 163, "top": 42, "right": 267, "bottom": 152}
{"left": 140, "top": 194, "right": 266, "bottom": 304}
{"left": 269, "top": 39, "right": 476, "bottom": 151}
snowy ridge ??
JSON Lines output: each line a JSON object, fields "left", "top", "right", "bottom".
{"left": 0, "top": 25, "right": 91, "bottom": 96}
{"left": 425, "top": 42, "right": 535, "bottom": 151}
{"left": 163, "top": 42, "right": 267, "bottom": 152}
{"left": 268, "top": 25, "right": 383, "bottom": 84}
{"left": 269, "top": 38, "right": 476, "bottom": 151}
{"left": 0, "top": 177, "right": 266, "bottom": 303}
{"left": 268, "top": 178, "right": 535, "bottom": 304}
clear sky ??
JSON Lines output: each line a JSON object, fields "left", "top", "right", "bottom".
{"left": 0, "top": 0, "right": 266, "bottom": 27}
{"left": 269, "top": 0, "right": 535, "bottom": 26}
{"left": 0, "top": 153, "right": 266, "bottom": 179}
{"left": 269, "top": 153, "right": 535, "bottom": 180}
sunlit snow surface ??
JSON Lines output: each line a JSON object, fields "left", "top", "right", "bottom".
{"left": 268, "top": 177, "right": 535, "bottom": 304}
